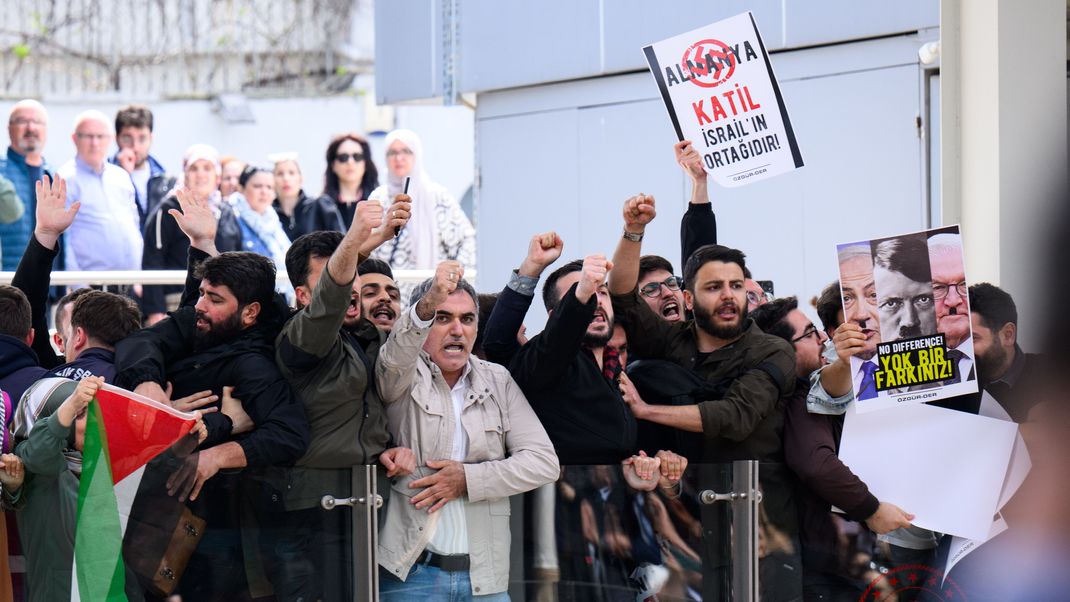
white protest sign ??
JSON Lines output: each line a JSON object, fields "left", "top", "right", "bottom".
{"left": 838, "top": 402, "right": 1017, "bottom": 541}
{"left": 643, "top": 12, "right": 803, "bottom": 187}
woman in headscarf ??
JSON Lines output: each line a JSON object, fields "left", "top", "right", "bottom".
{"left": 368, "top": 129, "right": 475, "bottom": 275}
{"left": 319, "top": 133, "right": 380, "bottom": 229}
{"left": 271, "top": 152, "right": 344, "bottom": 241}
{"left": 234, "top": 165, "right": 293, "bottom": 300}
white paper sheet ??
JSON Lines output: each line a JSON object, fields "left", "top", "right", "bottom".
{"left": 839, "top": 402, "right": 1017, "bottom": 541}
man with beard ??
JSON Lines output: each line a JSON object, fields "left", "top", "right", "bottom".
{"left": 114, "top": 188, "right": 309, "bottom": 599}
{"left": 263, "top": 198, "right": 413, "bottom": 601}
{"left": 929, "top": 231, "right": 975, "bottom": 383}
{"left": 871, "top": 235, "right": 937, "bottom": 342}
{"left": 969, "top": 283, "right": 1044, "bottom": 422}
{"left": 507, "top": 250, "right": 639, "bottom": 464}
{"left": 607, "top": 194, "right": 795, "bottom": 462}
{"left": 359, "top": 257, "right": 402, "bottom": 331}
{"left": 0, "top": 99, "right": 51, "bottom": 271}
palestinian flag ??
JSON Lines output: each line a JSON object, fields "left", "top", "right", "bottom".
{"left": 73, "top": 384, "right": 197, "bottom": 601}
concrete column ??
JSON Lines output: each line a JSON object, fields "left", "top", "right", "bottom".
{"left": 940, "top": 0, "right": 1066, "bottom": 344}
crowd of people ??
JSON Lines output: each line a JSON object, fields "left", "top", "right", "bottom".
{"left": 0, "top": 98, "right": 1058, "bottom": 602}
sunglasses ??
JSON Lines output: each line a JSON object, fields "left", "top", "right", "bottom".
{"left": 334, "top": 153, "right": 365, "bottom": 163}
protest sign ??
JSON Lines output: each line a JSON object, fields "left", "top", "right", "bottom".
{"left": 836, "top": 225, "right": 978, "bottom": 412}
{"left": 642, "top": 12, "right": 803, "bottom": 187}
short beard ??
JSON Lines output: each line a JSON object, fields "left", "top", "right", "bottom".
{"left": 583, "top": 317, "right": 614, "bottom": 349}
{"left": 193, "top": 309, "right": 245, "bottom": 351}
{"left": 693, "top": 300, "right": 748, "bottom": 340}
{"left": 976, "top": 343, "right": 1009, "bottom": 385}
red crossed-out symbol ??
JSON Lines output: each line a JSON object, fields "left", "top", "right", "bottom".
{"left": 680, "top": 38, "right": 735, "bottom": 88}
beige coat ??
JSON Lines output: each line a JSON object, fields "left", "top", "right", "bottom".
{"left": 375, "top": 309, "right": 559, "bottom": 595}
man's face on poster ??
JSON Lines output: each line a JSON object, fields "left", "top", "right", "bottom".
{"left": 873, "top": 265, "right": 937, "bottom": 341}
{"left": 930, "top": 247, "right": 969, "bottom": 349}
{"left": 839, "top": 252, "right": 881, "bottom": 359}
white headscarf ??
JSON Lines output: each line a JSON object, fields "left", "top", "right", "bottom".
{"left": 382, "top": 129, "right": 438, "bottom": 269}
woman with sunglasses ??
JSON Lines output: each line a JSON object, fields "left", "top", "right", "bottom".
{"left": 271, "top": 152, "right": 343, "bottom": 241}
{"left": 368, "top": 129, "right": 475, "bottom": 283}
{"left": 319, "top": 133, "right": 379, "bottom": 229}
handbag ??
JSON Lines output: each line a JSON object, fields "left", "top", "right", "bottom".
{"left": 124, "top": 504, "right": 206, "bottom": 596}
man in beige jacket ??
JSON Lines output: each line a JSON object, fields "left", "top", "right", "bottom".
{"left": 376, "top": 260, "right": 559, "bottom": 599}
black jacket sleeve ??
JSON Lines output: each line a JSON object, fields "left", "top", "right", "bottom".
{"left": 180, "top": 246, "right": 212, "bottom": 308}
{"left": 509, "top": 283, "right": 595, "bottom": 390}
{"left": 680, "top": 203, "right": 717, "bottom": 268}
{"left": 11, "top": 234, "right": 61, "bottom": 369}
{"left": 141, "top": 200, "right": 186, "bottom": 315}
{"left": 228, "top": 353, "right": 309, "bottom": 466}
{"left": 114, "top": 306, "right": 196, "bottom": 390}
{"left": 482, "top": 285, "right": 534, "bottom": 367}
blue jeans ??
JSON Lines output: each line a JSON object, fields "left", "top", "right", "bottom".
{"left": 379, "top": 562, "right": 510, "bottom": 601}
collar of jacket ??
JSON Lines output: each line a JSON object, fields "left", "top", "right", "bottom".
{"left": 688, "top": 317, "right": 760, "bottom": 365}
{"left": 6, "top": 146, "right": 49, "bottom": 171}
{"left": 0, "top": 333, "right": 40, "bottom": 378}
{"left": 419, "top": 351, "right": 494, "bottom": 402}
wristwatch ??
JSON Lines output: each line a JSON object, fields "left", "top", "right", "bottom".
{"left": 622, "top": 230, "right": 644, "bottom": 243}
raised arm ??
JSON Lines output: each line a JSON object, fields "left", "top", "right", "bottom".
{"left": 483, "top": 232, "right": 563, "bottom": 366}
{"left": 607, "top": 193, "right": 656, "bottom": 296}
{"left": 376, "top": 261, "right": 460, "bottom": 403}
{"left": 12, "top": 176, "right": 79, "bottom": 369}
{"left": 358, "top": 194, "right": 411, "bottom": 262}
{"left": 675, "top": 140, "right": 717, "bottom": 265}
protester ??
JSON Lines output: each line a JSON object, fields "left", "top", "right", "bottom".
{"left": 368, "top": 129, "right": 475, "bottom": 278}
{"left": 58, "top": 110, "right": 142, "bottom": 273}
{"left": 115, "top": 190, "right": 309, "bottom": 598}
{"left": 110, "top": 104, "right": 174, "bottom": 227}
{"left": 0, "top": 286, "right": 44, "bottom": 406}
{"left": 969, "top": 283, "right": 1044, "bottom": 421}
{"left": 319, "top": 132, "right": 379, "bottom": 229}
{"left": 375, "top": 261, "right": 559, "bottom": 599}
{"left": 271, "top": 152, "right": 344, "bottom": 241}
{"left": 235, "top": 165, "right": 289, "bottom": 266}
{"left": 261, "top": 197, "right": 411, "bottom": 601}
{"left": 219, "top": 155, "right": 245, "bottom": 199}
{"left": 358, "top": 257, "right": 402, "bottom": 332}
{"left": 636, "top": 255, "right": 687, "bottom": 322}
{"left": 142, "top": 144, "right": 242, "bottom": 323}
{"left": 0, "top": 99, "right": 50, "bottom": 271}
{"left": 756, "top": 293, "right": 914, "bottom": 600}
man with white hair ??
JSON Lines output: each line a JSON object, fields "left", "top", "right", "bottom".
{"left": 928, "top": 230, "right": 975, "bottom": 383}
{"left": 0, "top": 99, "right": 51, "bottom": 270}
{"left": 57, "top": 110, "right": 141, "bottom": 273}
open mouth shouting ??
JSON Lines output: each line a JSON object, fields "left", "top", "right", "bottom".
{"left": 368, "top": 301, "right": 397, "bottom": 326}
{"left": 442, "top": 338, "right": 468, "bottom": 355}
{"left": 659, "top": 299, "right": 682, "bottom": 320}
{"left": 345, "top": 297, "right": 361, "bottom": 321}
{"left": 715, "top": 302, "right": 739, "bottom": 323}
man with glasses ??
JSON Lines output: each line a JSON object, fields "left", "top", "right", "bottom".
{"left": 636, "top": 255, "right": 687, "bottom": 322}
{"left": 110, "top": 104, "right": 175, "bottom": 227}
{"left": 57, "top": 110, "right": 142, "bottom": 275}
{"left": 928, "top": 231, "right": 975, "bottom": 384}
{"left": 0, "top": 99, "right": 51, "bottom": 271}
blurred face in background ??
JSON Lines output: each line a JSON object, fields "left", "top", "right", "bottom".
{"left": 185, "top": 159, "right": 219, "bottom": 200}
{"left": 332, "top": 139, "right": 366, "bottom": 190}
{"left": 72, "top": 117, "right": 112, "bottom": 170}
{"left": 273, "top": 159, "right": 303, "bottom": 202}
{"left": 117, "top": 126, "right": 152, "bottom": 169}
{"left": 386, "top": 139, "right": 414, "bottom": 179}
{"left": 220, "top": 160, "right": 245, "bottom": 198}
{"left": 242, "top": 171, "right": 275, "bottom": 214}
{"left": 8, "top": 103, "right": 47, "bottom": 159}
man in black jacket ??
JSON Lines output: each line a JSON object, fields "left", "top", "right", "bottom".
{"left": 506, "top": 250, "right": 638, "bottom": 465}
{"left": 115, "top": 189, "right": 309, "bottom": 598}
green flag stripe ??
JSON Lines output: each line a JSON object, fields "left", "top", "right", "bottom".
{"left": 75, "top": 398, "right": 128, "bottom": 601}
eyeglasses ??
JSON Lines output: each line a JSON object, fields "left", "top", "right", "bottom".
{"left": 746, "top": 290, "right": 768, "bottom": 306}
{"left": 791, "top": 324, "right": 821, "bottom": 343}
{"left": 932, "top": 282, "right": 967, "bottom": 300}
{"left": 334, "top": 153, "right": 364, "bottom": 163}
{"left": 75, "top": 133, "right": 109, "bottom": 141}
{"left": 639, "top": 276, "right": 683, "bottom": 298}
{"left": 386, "top": 148, "right": 413, "bottom": 158}
{"left": 10, "top": 117, "right": 44, "bottom": 127}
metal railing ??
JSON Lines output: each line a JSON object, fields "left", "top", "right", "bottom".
{"left": 0, "top": 269, "right": 470, "bottom": 286}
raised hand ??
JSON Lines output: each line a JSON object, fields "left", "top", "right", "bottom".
{"left": 575, "top": 254, "right": 612, "bottom": 303}
{"left": 169, "top": 187, "right": 218, "bottom": 254}
{"left": 832, "top": 322, "right": 867, "bottom": 363}
{"left": 519, "top": 231, "right": 564, "bottom": 278}
{"left": 58, "top": 375, "right": 104, "bottom": 428}
{"left": 622, "top": 193, "right": 656, "bottom": 233}
{"left": 382, "top": 194, "right": 412, "bottom": 237}
{"left": 351, "top": 198, "right": 385, "bottom": 242}
{"left": 416, "top": 260, "right": 463, "bottom": 320}
{"left": 674, "top": 140, "right": 707, "bottom": 182}
{"left": 34, "top": 175, "right": 77, "bottom": 249}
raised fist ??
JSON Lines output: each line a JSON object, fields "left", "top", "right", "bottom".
{"left": 623, "top": 194, "right": 656, "bottom": 232}
{"left": 575, "top": 254, "right": 612, "bottom": 302}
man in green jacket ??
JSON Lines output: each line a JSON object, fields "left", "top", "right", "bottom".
{"left": 263, "top": 196, "right": 415, "bottom": 601}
